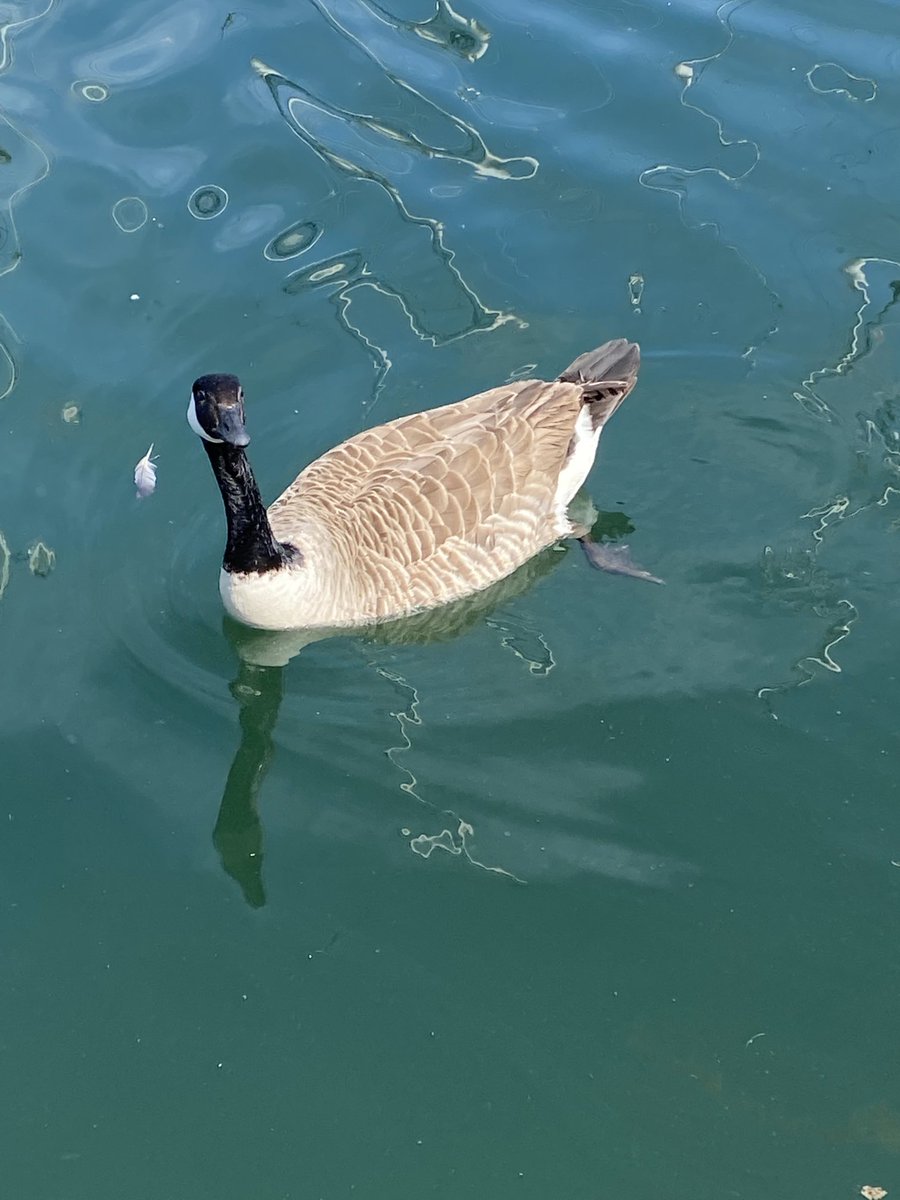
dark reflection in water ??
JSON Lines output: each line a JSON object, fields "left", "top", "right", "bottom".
{"left": 212, "top": 541, "right": 569, "bottom": 905}
{"left": 212, "top": 660, "right": 281, "bottom": 909}
{"left": 212, "top": 506, "right": 652, "bottom": 906}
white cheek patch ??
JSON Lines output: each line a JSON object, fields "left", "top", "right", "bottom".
{"left": 187, "top": 393, "right": 224, "bottom": 443}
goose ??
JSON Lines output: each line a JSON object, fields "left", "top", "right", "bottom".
{"left": 188, "top": 337, "right": 659, "bottom": 631}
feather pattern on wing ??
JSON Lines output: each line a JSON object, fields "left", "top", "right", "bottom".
{"left": 266, "top": 380, "right": 591, "bottom": 622}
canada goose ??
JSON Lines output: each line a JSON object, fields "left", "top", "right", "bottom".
{"left": 189, "top": 337, "right": 659, "bottom": 631}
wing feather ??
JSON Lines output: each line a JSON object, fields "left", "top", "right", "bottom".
{"left": 268, "top": 378, "right": 586, "bottom": 615}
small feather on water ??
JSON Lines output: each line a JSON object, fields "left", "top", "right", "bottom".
{"left": 134, "top": 443, "right": 158, "bottom": 499}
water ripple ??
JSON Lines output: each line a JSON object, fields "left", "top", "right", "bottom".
{"left": 111, "top": 195, "right": 148, "bottom": 233}
{"left": 757, "top": 594, "right": 858, "bottom": 715}
{"left": 0, "top": 527, "right": 9, "bottom": 601}
{"left": 264, "top": 218, "right": 322, "bottom": 261}
{"left": 256, "top": 56, "right": 524, "bottom": 403}
{"left": 793, "top": 257, "right": 900, "bottom": 420}
{"left": 252, "top": 49, "right": 536, "bottom": 182}
{"left": 373, "top": 662, "right": 525, "bottom": 881}
{"left": 213, "top": 204, "right": 282, "bottom": 251}
{"left": 71, "top": 79, "right": 108, "bottom": 102}
{"left": 0, "top": 1, "right": 55, "bottom": 402}
{"left": 641, "top": 0, "right": 760, "bottom": 186}
{"left": 361, "top": 0, "right": 491, "bottom": 61}
{"left": 187, "top": 184, "right": 228, "bottom": 220}
{"left": 806, "top": 61, "right": 877, "bottom": 103}
{"left": 72, "top": 3, "right": 207, "bottom": 84}
{"left": 637, "top": 0, "right": 778, "bottom": 364}
{"left": 0, "top": 0, "right": 53, "bottom": 72}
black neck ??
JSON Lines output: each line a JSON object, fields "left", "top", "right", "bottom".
{"left": 204, "top": 442, "right": 292, "bottom": 574}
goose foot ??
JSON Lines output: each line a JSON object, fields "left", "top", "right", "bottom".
{"left": 578, "top": 536, "right": 664, "bottom": 584}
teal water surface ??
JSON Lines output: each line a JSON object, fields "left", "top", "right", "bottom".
{"left": 3, "top": 0, "right": 900, "bottom": 1196}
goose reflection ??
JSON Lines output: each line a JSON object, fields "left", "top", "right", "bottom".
{"left": 212, "top": 658, "right": 281, "bottom": 908}
{"left": 212, "top": 509, "right": 640, "bottom": 907}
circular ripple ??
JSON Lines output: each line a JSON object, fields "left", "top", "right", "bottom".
{"left": 264, "top": 219, "right": 321, "bottom": 261}
{"left": 112, "top": 196, "right": 148, "bottom": 233}
{"left": 187, "top": 184, "right": 228, "bottom": 220}
{"left": 73, "top": 80, "right": 109, "bottom": 102}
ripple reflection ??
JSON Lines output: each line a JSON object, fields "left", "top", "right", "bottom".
{"left": 111, "top": 195, "right": 148, "bottom": 233}
{"left": 264, "top": 218, "right": 322, "bottom": 261}
{"left": 72, "top": 80, "right": 108, "bottom": 102}
{"left": 187, "top": 184, "right": 228, "bottom": 220}
{"left": 361, "top": 0, "right": 491, "bottom": 61}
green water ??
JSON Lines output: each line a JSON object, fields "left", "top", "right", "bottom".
{"left": 3, "top": 0, "right": 900, "bottom": 1195}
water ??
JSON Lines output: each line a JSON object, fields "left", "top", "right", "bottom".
{"left": 2, "top": 0, "right": 899, "bottom": 1195}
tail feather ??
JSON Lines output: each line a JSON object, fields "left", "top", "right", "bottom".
{"left": 559, "top": 338, "right": 640, "bottom": 428}
{"left": 559, "top": 338, "right": 640, "bottom": 386}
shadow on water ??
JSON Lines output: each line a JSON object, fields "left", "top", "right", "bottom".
{"left": 212, "top": 506, "right": 642, "bottom": 908}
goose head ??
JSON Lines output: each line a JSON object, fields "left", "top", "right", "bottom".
{"left": 189, "top": 372, "right": 297, "bottom": 579}
{"left": 188, "top": 373, "right": 251, "bottom": 448}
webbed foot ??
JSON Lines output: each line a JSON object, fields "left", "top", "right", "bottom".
{"left": 579, "top": 536, "right": 664, "bottom": 585}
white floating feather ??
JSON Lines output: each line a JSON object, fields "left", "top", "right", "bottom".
{"left": 134, "top": 443, "right": 158, "bottom": 499}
